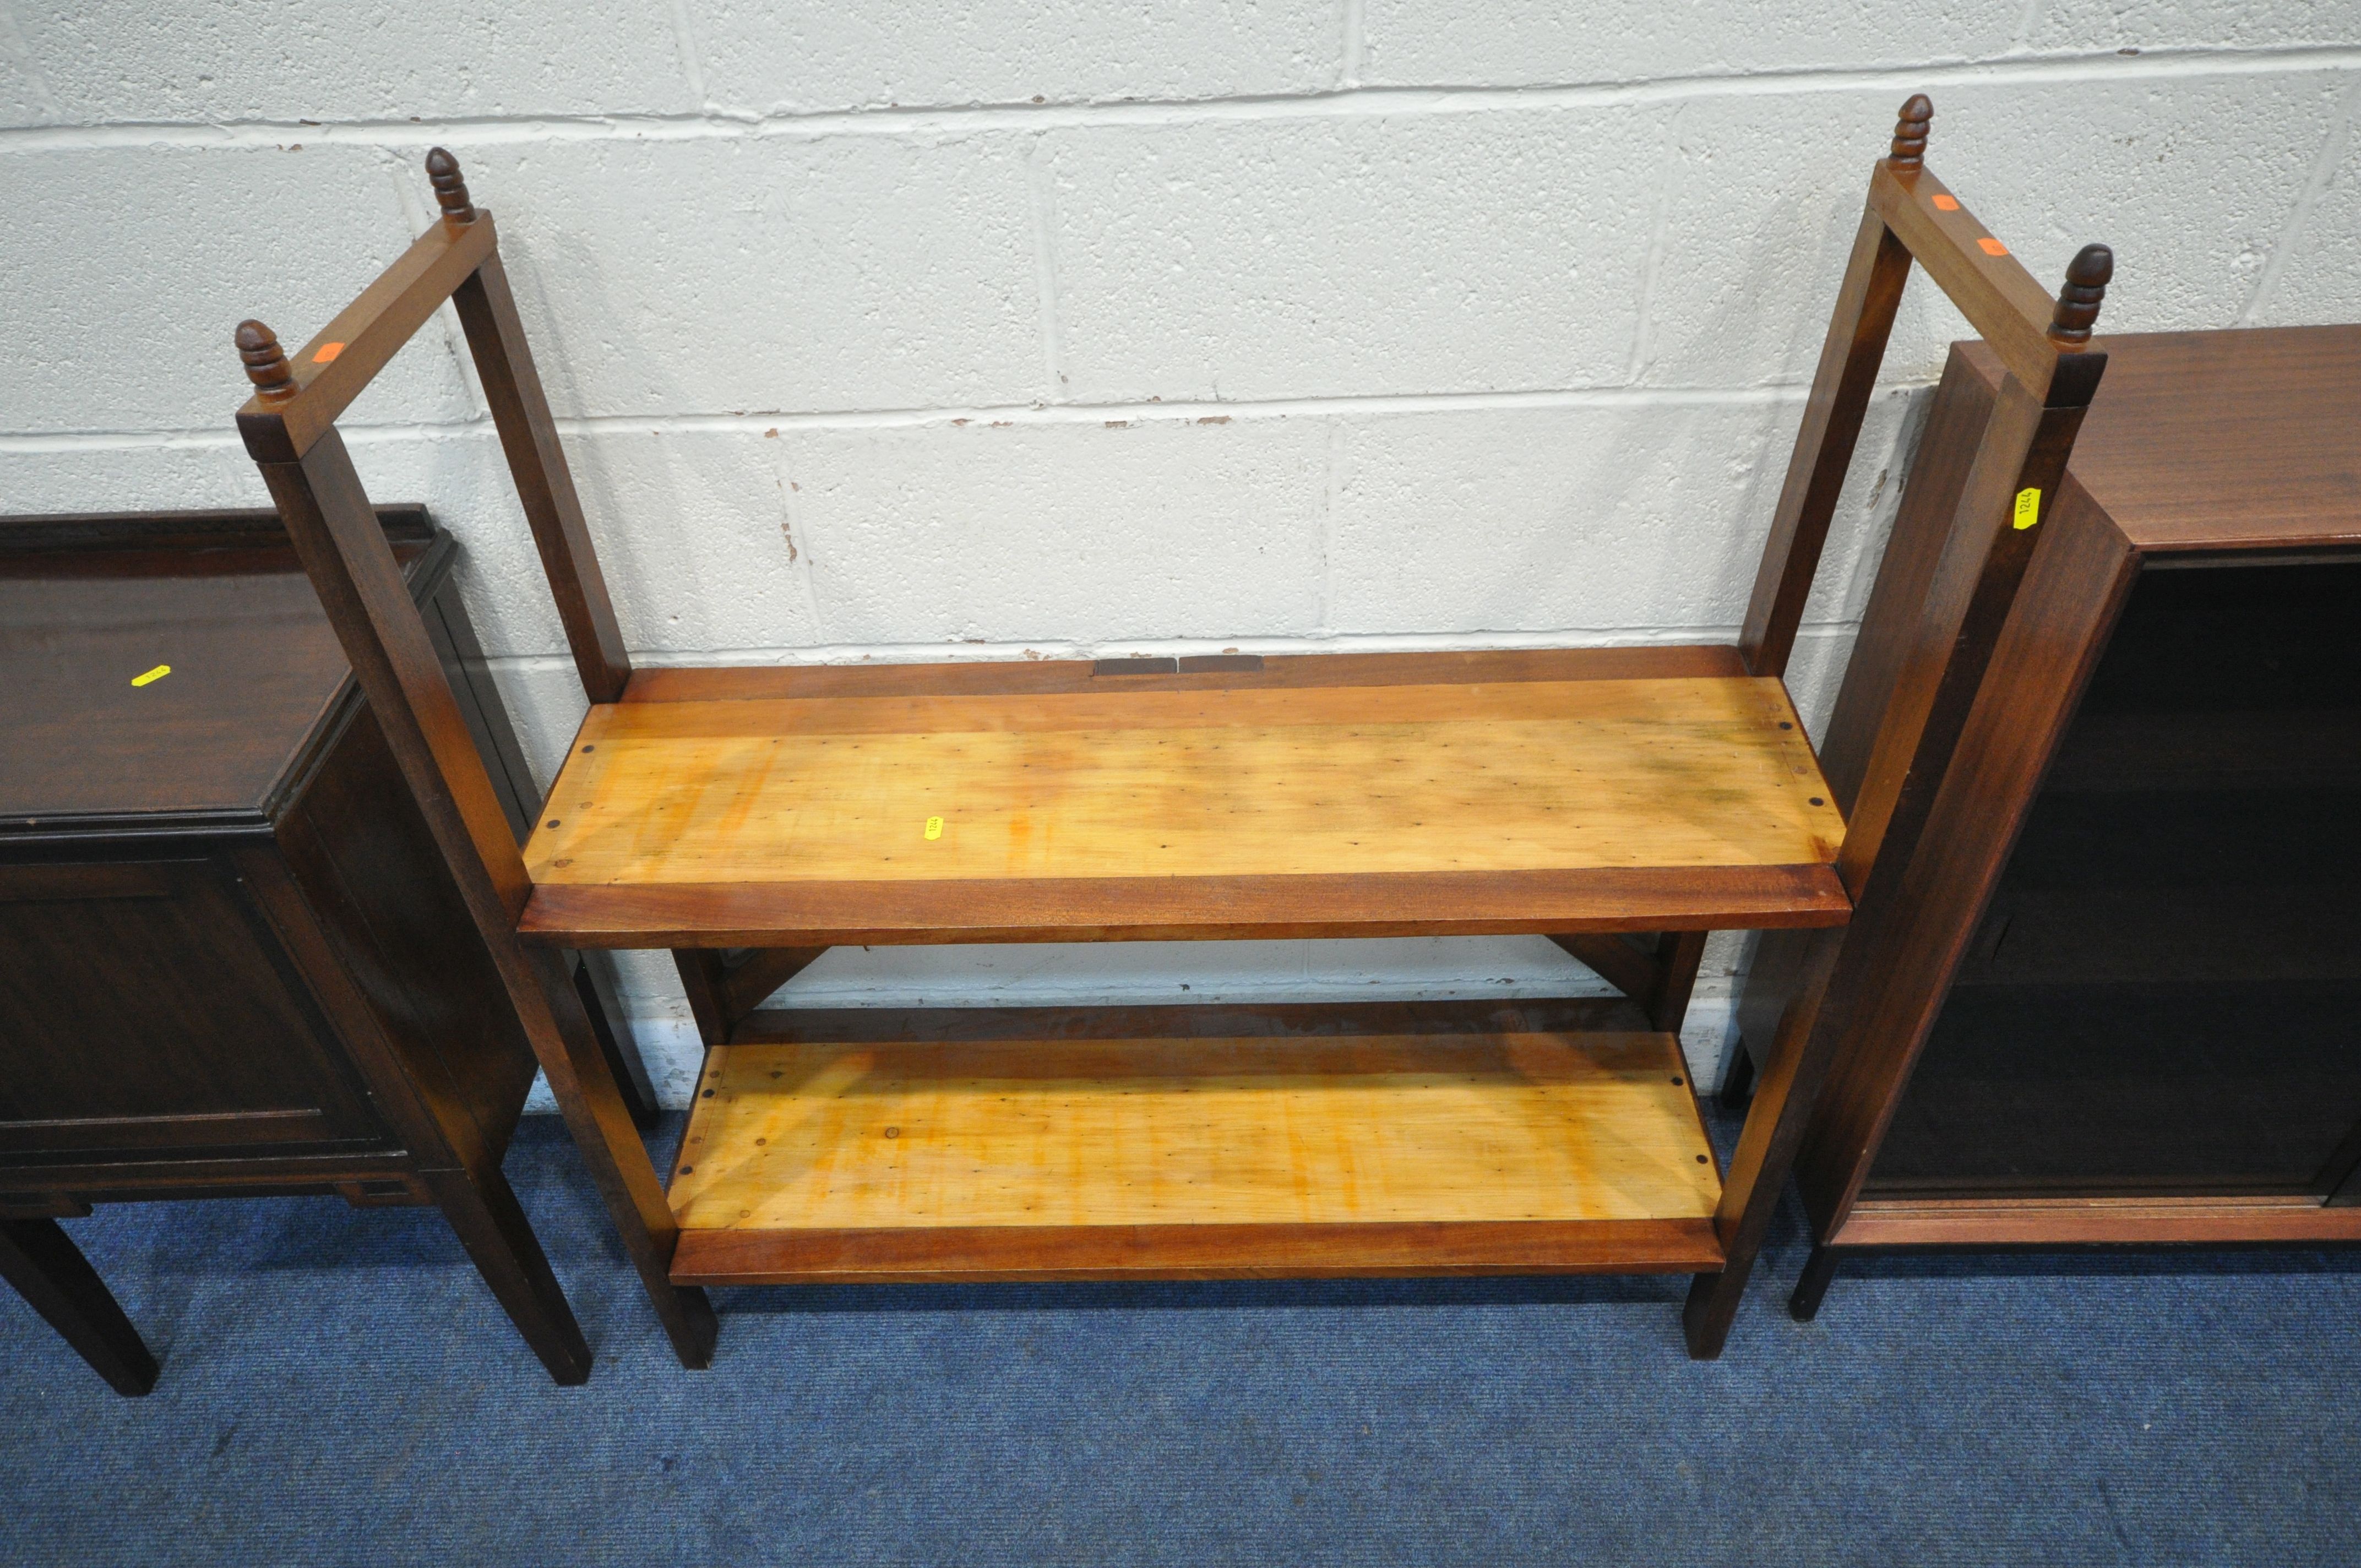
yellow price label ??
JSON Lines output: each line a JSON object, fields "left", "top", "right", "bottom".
{"left": 923, "top": 815, "right": 944, "bottom": 841}
{"left": 2012, "top": 487, "right": 2041, "bottom": 530}
{"left": 130, "top": 664, "right": 172, "bottom": 687}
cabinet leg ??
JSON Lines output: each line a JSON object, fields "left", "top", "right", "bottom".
{"left": 0, "top": 1218, "right": 159, "bottom": 1396}
{"left": 1790, "top": 1244, "right": 1844, "bottom": 1321}
{"left": 420, "top": 1166, "right": 594, "bottom": 1386}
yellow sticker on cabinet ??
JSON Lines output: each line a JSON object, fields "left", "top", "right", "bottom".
{"left": 923, "top": 816, "right": 945, "bottom": 841}
{"left": 2012, "top": 487, "right": 2041, "bottom": 530}
{"left": 130, "top": 664, "right": 172, "bottom": 687}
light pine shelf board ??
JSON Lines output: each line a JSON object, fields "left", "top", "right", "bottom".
{"left": 529, "top": 676, "right": 1837, "bottom": 886}
{"left": 664, "top": 1003, "right": 1724, "bottom": 1283}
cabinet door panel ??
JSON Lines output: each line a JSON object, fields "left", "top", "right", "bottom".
{"left": 1869, "top": 558, "right": 2361, "bottom": 1197}
{"left": 0, "top": 857, "right": 387, "bottom": 1159}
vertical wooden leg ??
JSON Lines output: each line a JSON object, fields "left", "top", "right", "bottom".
{"left": 0, "top": 1218, "right": 159, "bottom": 1396}
{"left": 518, "top": 945, "right": 719, "bottom": 1371}
{"left": 674, "top": 949, "right": 734, "bottom": 1048}
{"left": 574, "top": 953, "right": 660, "bottom": 1130}
{"left": 1716, "top": 1039, "right": 1756, "bottom": 1110}
{"left": 1645, "top": 930, "right": 1708, "bottom": 1034}
{"left": 264, "top": 434, "right": 717, "bottom": 1371}
{"left": 1790, "top": 1244, "right": 1845, "bottom": 1322}
{"left": 418, "top": 1164, "right": 594, "bottom": 1385}
{"left": 721, "top": 946, "right": 829, "bottom": 1019}
{"left": 676, "top": 946, "right": 827, "bottom": 1049}
{"left": 1548, "top": 933, "right": 1660, "bottom": 1004}
{"left": 1738, "top": 208, "right": 1913, "bottom": 678}
{"left": 1682, "top": 927, "right": 1846, "bottom": 1359}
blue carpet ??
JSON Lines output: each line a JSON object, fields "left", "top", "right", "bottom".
{"left": 4, "top": 1110, "right": 2359, "bottom": 1566}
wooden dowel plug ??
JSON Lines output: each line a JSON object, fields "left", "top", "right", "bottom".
{"left": 1890, "top": 94, "right": 1933, "bottom": 167}
{"left": 2048, "top": 243, "right": 2113, "bottom": 346}
{"left": 426, "top": 146, "right": 477, "bottom": 224}
{"left": 235, "top": 319, "right": 296, "bottom": 400}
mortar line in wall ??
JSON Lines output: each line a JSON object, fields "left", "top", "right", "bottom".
{"left": 1314, "top": 421, "right": 1346, "bottom": 635}
{"left": 2238, "top": 77, "right": 2358, "bottom": 325}
{"left": 663, "top": 0, "right": 710, "bottom": 111}
{"left": 1831, "top": 382, "right": 1936, "bottom": 621}
{"left": 4, "top": 45, "right": 2358, "bottom": 152}
{"left": 764, "top": 437, "right": 829, "bottom": 643}
{"left": 474, "top": 619, "right": 1863, "bottom": 673}
{"left": 2010, "top": 0, "right": 2047, "bottom": 53}
{"left": 1624, "top": 105, "right": 1687, "bottom": 384}
{"left": 1337, "top": 0, "right": 1366, "bottom": 90}
{"left": 1022, "top": 135, "right": 1068, "bottom": 402}
{"left": 2, "top": 379, "right": 1947, "bottom": 451}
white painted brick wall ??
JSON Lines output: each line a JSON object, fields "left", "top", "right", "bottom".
{"left": 689, "top": 1, "right": 1340, "bottom": 111}
{"left": 785, "top": 417, "right": 1330, "bottom": 643}
{"left": 9, "top": 0, "right": 699, "bottom": 123}
{"left": 3, "top": 6, "right": 2354, "bottom": 1105}
{"left": 474, "top": 136, "right": 1048, "bottom": 417}
{"left": 1042, "top": 111, "right": 1663, "bottom": 400}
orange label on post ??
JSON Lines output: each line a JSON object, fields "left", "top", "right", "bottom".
{"left": 312, "top": 341, "right": 346, "bottom": 363}
{"left": 1932, "top": 194, "right": 1960, "bottom": 211}
{"left": 1977, "top": 237, "right": 2009, "bottom": 257}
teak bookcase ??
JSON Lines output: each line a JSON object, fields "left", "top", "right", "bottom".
{"left": 229, "top": 97, "right": 2113, "bottom": 1362}
{"left": 1726, "top": 324, "right": 2361, "bottom": 1320}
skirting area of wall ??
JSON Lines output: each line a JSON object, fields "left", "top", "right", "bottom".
{"left": 539, "top": 939, "right": 1751, "bottom": 1111}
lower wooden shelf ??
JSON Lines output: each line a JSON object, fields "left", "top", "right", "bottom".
{"left": 665, "top": 999, "right": 1726, "bottom": 1284}
{"left": 1834, "top": 1194, "right": 2361, "bottom": 1249}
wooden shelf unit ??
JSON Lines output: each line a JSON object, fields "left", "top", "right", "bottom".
{"left": 227, "top": 99, "right": 2118, "bottom": 1363}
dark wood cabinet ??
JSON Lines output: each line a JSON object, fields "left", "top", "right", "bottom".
{"left": 0, "top": 507, "right": 657, "bottom": 1389}
{"left": 1728, "top": 324, "right": 2361, "bottom": 1316}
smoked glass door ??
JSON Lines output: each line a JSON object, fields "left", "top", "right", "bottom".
{"left": 1869, "top": 555, "right": 2361, "bottom": 1197}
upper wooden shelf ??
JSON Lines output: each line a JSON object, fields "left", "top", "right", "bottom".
{"left": 516, "top": 646, "right": 1849, "bottom": 947}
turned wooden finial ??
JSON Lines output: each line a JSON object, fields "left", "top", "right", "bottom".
{"left": 2048, "top": 243, "right": 2114, "bottom": 346}
{"left": 425, "top": 146, "right": 476, "bottom": 223}
{"left": 1890, "top": 94, "right": 1933, "bottom": 167}
{"left": 235, "top": 319, "right": 296, "bottom": 400}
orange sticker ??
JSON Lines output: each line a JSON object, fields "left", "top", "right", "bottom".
{"left": 1931, "top": 194, "right": 1960, "bottom": 211}
{"left": 312, "top": 341, "right": 345, "bottom": 363}
{"left": 1977, "top": 237, "right": 2009, "bottom": 257}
